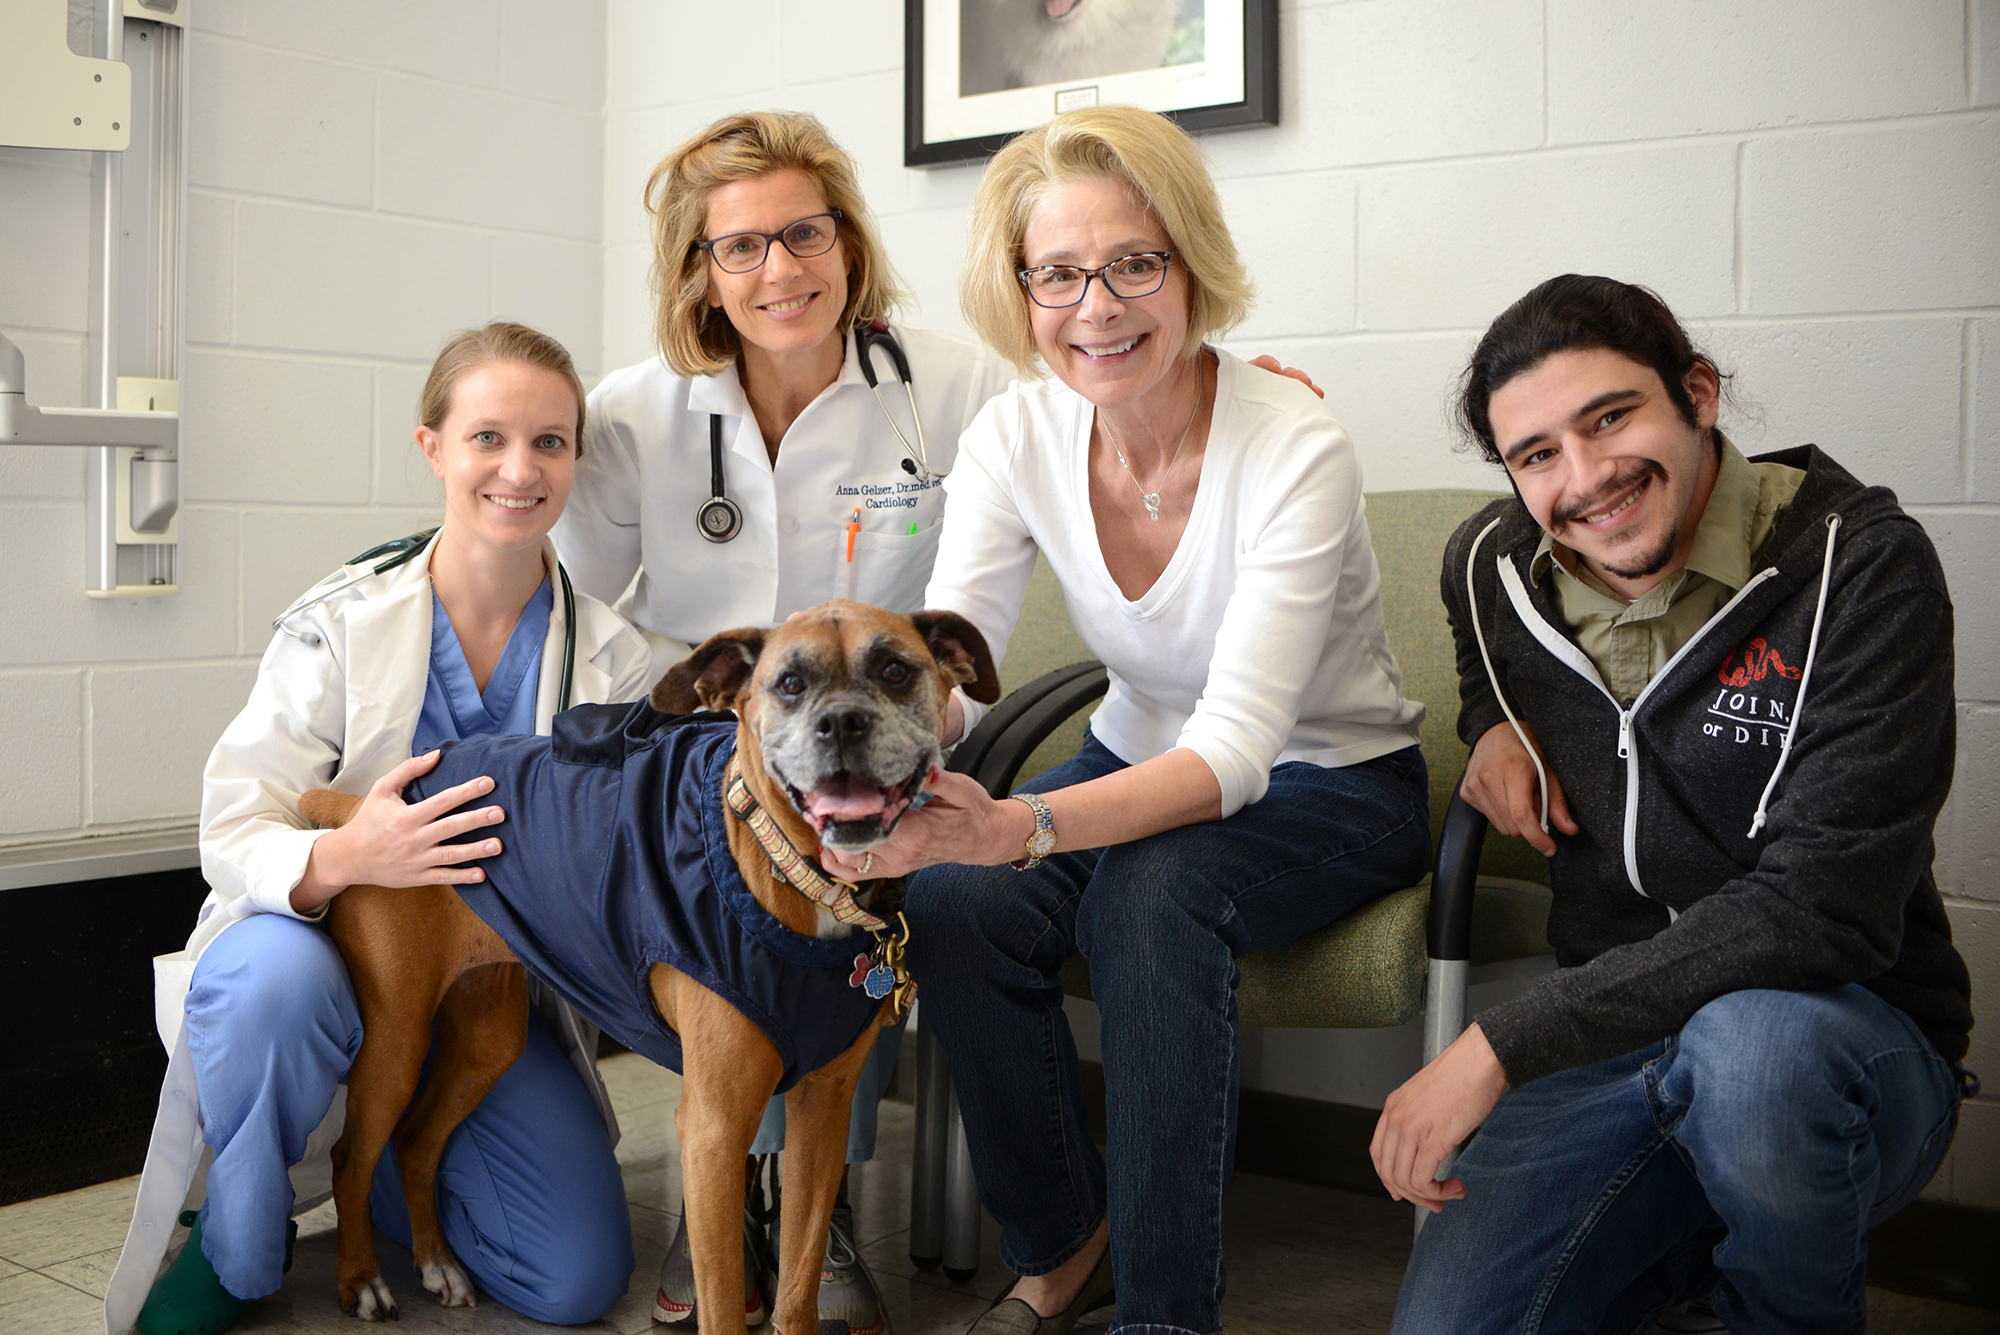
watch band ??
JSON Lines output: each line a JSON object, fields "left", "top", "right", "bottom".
{"left": 1009, "top": 792, "right": 1056, "bottom": 871}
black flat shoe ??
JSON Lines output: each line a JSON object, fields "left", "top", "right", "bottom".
{"left": 964, "top": 1247, "right": 1113, "bottom": 1335}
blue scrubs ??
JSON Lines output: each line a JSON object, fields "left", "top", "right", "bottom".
{"left": 185, "top": 577, "right": 633, "bottom": 1322}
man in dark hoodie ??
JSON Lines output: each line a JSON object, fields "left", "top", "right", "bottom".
{"left": 1377, "top": 275, "right": 1975, "bottom": 1334}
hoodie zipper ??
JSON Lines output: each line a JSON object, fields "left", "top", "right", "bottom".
{"left": 1494, "top": 556, "right": 1783, "bottom": 910}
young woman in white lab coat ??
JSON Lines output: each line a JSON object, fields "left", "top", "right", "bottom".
{"left": 107, "top": 324, "right": 654, "bottom": 1335}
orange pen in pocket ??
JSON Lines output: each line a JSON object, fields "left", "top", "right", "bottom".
{"left": 845, "top": 509, "right": 861, "bottom": 563}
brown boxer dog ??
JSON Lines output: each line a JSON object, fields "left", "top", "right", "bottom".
{"left": 300, "top": 600, "right": 998, "bottom": 1330}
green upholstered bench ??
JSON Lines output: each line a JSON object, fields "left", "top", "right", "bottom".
{"left": 907, "top": 489, "right": 1554, "bottom": 1277}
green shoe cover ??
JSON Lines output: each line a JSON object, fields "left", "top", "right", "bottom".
{"left": 135, "top": 1210, "right": 242, "bottom": 1335}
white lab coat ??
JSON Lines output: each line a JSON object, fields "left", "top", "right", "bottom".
{"left": 104, "top": 531, "right": 653, "bottom": 1334}
{"left": 552, "top": 323, "right": 1015, "bottom": 661}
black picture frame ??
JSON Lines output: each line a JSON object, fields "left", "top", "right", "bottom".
{"left": 905, "top": 0, "right": 1279, "bottom": 169}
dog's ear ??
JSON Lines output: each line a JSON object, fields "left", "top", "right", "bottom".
{"left": 910, "top": 610, "right": 1001, "bottom": 704}
{"left": 652, "top": 627, "right": 766, "bottom": 714}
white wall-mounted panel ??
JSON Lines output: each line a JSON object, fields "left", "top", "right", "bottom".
{"left": 0, "top": 0, "right": 131, "bottom": 151}
{"left": 0, "top": 154, "right": 92, "bottom": 333}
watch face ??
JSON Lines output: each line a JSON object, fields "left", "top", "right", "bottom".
{"left": 1027, "top": 828, "right": 1057, "bottom": 858}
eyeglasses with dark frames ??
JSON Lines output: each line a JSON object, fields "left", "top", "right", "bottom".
{"left": 1016, "top": 251, "right": 1175, "bottom": 309}
{"left": 696, "top": 210, "right": 844, "bottom": 274}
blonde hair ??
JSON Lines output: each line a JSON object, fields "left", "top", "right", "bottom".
{"left": 645, "top": 111, "right": 907, "bottom": 378}
{"left": 962, "top": 105, "right": 1253, "bottom": 375}
{"left": 419, "top": 322, "right": 586, "bottom": 454}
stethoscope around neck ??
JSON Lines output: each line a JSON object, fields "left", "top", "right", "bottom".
{"left": 695, "top": 323, "right": 944, "bottom": 544}
{"left": 272, "top": 528, "right": 579, "bottom": 710}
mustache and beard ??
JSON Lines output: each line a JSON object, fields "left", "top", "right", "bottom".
{"left": 1548, "top": 459, "right": 1681, "bottom": 581}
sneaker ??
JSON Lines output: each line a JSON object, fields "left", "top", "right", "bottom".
{"left": 813, "top": 1202, "right": 890, "bottom": 1335}
{"left": 654, "top": 1205, "right": 767, "bottom": 1327}
{"left": 1654, "top": 1294, "right": 1730, "bottom": 1333}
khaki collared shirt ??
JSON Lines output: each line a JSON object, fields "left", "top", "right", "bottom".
{"left": 1532, "top": 435, "right": 1805, "bottom": 704}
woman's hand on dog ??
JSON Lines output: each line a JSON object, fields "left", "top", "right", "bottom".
{"left": 291, "top": 751, "right": 508, "bottom": 913}
{"left": 820, "top": 769, "right": 1032, "bottom": 881}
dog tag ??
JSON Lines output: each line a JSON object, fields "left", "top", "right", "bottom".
{"left": 862, "top": 965, "right": 897, "bottom": 1000}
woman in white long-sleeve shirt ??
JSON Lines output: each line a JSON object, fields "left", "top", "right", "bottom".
{"left": 820, "top": 107, "right": 1430, "bottom": 1335}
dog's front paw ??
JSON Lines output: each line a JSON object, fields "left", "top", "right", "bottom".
{"left": 420, "top": 1258, "right": 477, "bottom": 1308}
{"left": 345, "top": 1275, "right": 398, "bottom": 1321}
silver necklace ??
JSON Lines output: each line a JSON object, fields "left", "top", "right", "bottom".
{"left": 1103, "top": 372, "right": 1204, "bottom": 522}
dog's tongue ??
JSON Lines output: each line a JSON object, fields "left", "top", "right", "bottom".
{"left": 1046, "top": 0, "right": 1077, "bottom": 17}
{"left": 806, "top": 772, "right": 891, "bottom": 821}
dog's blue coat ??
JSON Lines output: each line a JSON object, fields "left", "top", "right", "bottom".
{"left": 408, "top": 701, "right": 884, "bottom": 1093}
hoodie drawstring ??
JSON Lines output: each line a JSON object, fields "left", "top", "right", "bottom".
{"left": 1465, "top": 517, "right": 1552, "bottom": 835}
{"left": 1746, "top": 512, "right": 1841, "bottom": 838}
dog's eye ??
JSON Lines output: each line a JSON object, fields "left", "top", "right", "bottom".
{"left": 774, "top": 671, "right": 806, "bottom": 697}
{"left": 881, "top": 660, "right": 911, "bottom": 686}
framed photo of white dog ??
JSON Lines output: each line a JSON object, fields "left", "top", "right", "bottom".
{"left": 904, "top": 0, "right": 1278, "bottom": 165}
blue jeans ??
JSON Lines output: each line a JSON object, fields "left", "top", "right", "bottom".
{"left": 1392, "top": 984, "right": 1964, "bottom": 1335}
{"left": 185, "top": 914, "right": 633, "bottom": 1323}
{"left": 908, "top": 734, "right": 1430, "bottom": 1335}
{"left": 750, "top": 1020, "right": 905, "bottom": 1162}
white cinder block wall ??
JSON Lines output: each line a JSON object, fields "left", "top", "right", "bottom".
{"left": 597, "top": 0, "right": 1998, "bottom": 1207}
{"left": 1, "top": 0, "right": 1992, "bottom": 1208}
{"left": 0, "top": 1, "right": 608, "bottom": 841}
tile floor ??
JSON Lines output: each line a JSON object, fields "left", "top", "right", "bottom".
{"left": 2, "top": 1052, "right": 1994, "bottom": 1334}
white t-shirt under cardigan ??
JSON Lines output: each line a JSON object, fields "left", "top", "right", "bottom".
{"left": 923, "top": 349, "right": 1424, "bottom": 819}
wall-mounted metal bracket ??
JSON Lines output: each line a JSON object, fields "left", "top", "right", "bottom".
{"left": 1, "top": 0, "right": 187, "bottom": 597}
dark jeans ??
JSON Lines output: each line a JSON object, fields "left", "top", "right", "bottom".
{"left": 1392, "top": 984, "right": 1963, "bottom": 1335}
{"left": 908, "top": 733, "right": 1430, "bottom": 1335}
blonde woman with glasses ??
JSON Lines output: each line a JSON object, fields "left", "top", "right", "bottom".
{"left": 821, "top": 106, "right": 1429, "bottom": 1335}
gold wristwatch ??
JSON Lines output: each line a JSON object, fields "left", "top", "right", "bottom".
{"left": 1010, "top": 792, "right": 1056, "bottom": 870}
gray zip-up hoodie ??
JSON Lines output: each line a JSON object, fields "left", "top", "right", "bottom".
{"left": 1445, "top": 444, "right": 1973, "bottom": 1086}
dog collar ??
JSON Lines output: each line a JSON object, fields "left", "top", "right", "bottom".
{"left": 723, "top": 757, "right": 888, "bottom": 932}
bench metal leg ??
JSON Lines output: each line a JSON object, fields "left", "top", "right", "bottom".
{"left": 942, "top": 1082, "right": 981, "bottom": 1283}
{"left": 1414, "top": 955, "right": 1471, "bottom": 1239}
{"left": 909, "top": 1015, "right": 950, "bottom": 1270}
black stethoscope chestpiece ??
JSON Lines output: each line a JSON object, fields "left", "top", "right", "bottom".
{"left": 699, "top": 412, "right": 744, "bottom": 542}
{"left": 697, "top": 494, "right": 743, "bottom": 543}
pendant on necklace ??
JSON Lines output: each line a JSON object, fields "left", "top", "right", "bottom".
{"left": 1142, "top": 493, "right": 1162, "bottom": 521}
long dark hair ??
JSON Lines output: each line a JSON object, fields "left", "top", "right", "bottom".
{"left": 1456, "top": 274, "right": 1724, "bottom": 466}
